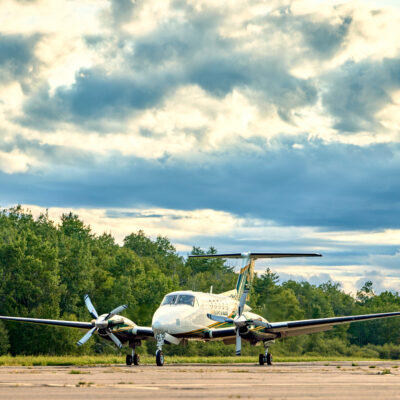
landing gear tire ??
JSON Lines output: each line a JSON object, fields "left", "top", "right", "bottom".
{"left": 126, "top": 354, "right": 133, "bottom": 366}
{"left": 259, "top": 354, "right": 265, "bottom": 365}
{"left": 156, "top": 350, "right": 164, "bottom": 366}
{"left": 133, "top": 354, "right": 140, "bottom": 366}
{"left": 267, "top": 353, "right": 273, "bottom": 365}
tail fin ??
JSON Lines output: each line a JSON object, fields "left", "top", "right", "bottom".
{"left": 235, "top": 254, "right": 254, "bottom": 301}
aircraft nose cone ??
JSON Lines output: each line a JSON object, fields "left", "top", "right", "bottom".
{"left": 152, "top": 308, "right": 177, "bottom": 334}
{"left": 152, "top": 320, "right": 162, "bottom": 331}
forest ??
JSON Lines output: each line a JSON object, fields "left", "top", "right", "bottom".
{"left": 1, "top": 206, "right": 400, "bottom": 359}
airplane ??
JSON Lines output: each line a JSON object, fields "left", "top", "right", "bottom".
{"left": 1, "top": 252, "right": 400, "bottom": 367}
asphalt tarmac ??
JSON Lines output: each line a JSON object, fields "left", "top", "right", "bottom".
{"left": 1, "top": 361, "right": 400, "bottom": 399}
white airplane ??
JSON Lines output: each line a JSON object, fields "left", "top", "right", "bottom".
{"left": 1, "top": 252, "right": 400, "bottom": 367}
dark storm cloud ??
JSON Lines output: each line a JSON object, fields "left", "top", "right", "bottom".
{"left": 323, "top": 57, "right": 400, "bottom": 132}
{"left": 0, "top": 34, "right": 39, "bottom": 84}
{"left": 1, "top": 139, "right": 400, "bottom": 231}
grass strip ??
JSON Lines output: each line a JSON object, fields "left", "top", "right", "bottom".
{"left": 0, "top": 355, "right": 386, "bottom": 366}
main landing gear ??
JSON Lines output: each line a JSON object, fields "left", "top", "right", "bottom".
{"left": 155, "top": 332, "right": 165, "bottom": 366}
{"left": 126, "top": 343, "right": 140, "bottom": 366}
{"left": 126, "top": 353, "right": 140, "bottom": 365}
{"left": 259, "top": 340, "right": 274, "bottom": 366}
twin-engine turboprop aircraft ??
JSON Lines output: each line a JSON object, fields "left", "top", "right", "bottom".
{"left": 2, "top": 252, "right": 400, "bottom": 366}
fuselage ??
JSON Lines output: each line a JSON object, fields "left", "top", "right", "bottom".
{"left": 101, "top": 290, "right": 268, "bottom": 344}
{"left": 150, "top": 290, "right": 265, "bottom": 337}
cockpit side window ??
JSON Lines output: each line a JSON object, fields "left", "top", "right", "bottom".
{"left": 161, "top": 295, "right": 177, "bottom": 305}
{"left": 176, "top": 295, "right": 195, "bottom": 307}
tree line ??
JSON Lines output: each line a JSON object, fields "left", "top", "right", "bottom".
{"left": 0, "top": 206, "right": 400, "bottom": 359}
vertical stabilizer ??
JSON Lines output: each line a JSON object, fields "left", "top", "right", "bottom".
{"left": 235, "top": 253, "right": 254, "bottom": 300}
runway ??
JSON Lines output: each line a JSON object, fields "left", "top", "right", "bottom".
{"left": 1, "top": 361, "right": 400, "bottom": 399}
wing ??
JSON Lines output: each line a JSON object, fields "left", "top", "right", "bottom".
{"left": 0, "top": 315, "right": 93, "bottom": 329}
{"left": 0, "top": 316, "right": 160, "bottom": 343}
{"left": 262, "top": 311, "right": 400, "bottom": 338}
{"left": 204, "top": 311, "right": 400, "bottom": 342}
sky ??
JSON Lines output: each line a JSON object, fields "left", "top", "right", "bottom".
{"left": 1, "top": 0, "right": 400, "bottom": 295}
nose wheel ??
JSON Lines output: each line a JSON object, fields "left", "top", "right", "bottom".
{"left": 156, "top": 350, "right": 164, "bottom": 366}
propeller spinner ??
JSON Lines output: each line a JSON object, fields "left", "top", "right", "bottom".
{"left": 77, "top": 295, "right": 128, "bottom": 349}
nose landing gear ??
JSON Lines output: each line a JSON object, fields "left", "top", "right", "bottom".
{"left": 155, "top": 333, "right": 166, "bottom": 366}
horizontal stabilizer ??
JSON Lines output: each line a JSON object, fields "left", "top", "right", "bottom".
{"left": 189, "top": 252, "right": 322, "bottom": 259}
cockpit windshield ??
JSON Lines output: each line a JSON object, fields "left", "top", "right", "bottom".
{"left": 161, "top": 295, "right": 178, "bottom": 305}
{"left": 161, "top": 294, "right": 196, "bottom": 307}
{"left": 176, "top": 295, "right": 195, "bottom": 307}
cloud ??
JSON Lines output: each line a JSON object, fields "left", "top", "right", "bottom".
{"left": 0, "top": 148, "right": 36, "bottom": 173}
{"left": 16, "top": 2, "right": 321, "bottom": 129}
{"left": 110, "top": 0, "right": 135, "bottom": 26}
{"left": 260, "top": 5, "right": 353, "bottom": 60}
{"left": 301, "top": 15, "right": 352, "bottom": 58}
{"left": 366, "top": 251, "right": 400, "bottom": 271}
{"left": 355, "top": 270, "right": 400, "bottom": 294}
{"left": 1, "top": 138, "right": 400, "bottom": 232}
{"left": 4, "top": 0, "right": 400, "bottom": 146}
{"left": 323, "top": 57, "right": 400, "bottom": 133}
{"left": 20, "top": 68, "right": 174, "bottom": 128}
{"left": 277, "top": 272, "right": 335, "bottom": 286}
{"left": 0, "top": 34, "right": 40, "bottom": 85}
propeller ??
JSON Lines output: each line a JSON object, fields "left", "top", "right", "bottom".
{"left": 235, "top": 288, "right": 249, "bottom": 356}
{"left": 207, "top": 287, "right": 250, "bottom": 356}
{"left": 77, "top": 295, "right": 128, "bottom": 349}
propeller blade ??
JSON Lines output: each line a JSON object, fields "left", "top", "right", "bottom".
{"left": 234, "top": 288, "right": 249, "bottom": 357}
{"left": 105, "top": 304, "right": 128, "bottom": 320}
{"left": 77, "top": 327, "right": 96, "bottom": 346}
{"left": 106, "top": 330, "right": 123, "bottom": 349}
{"left": 165, "top": 333, "right": 181, "bottom": 345}
{"left": 235, "top": 329, "right": 241, "bottom": 356}
{"left": 238, "top": 288, "right": 249, "bottom": 317}
{"left": 84, "top": 294, "right": 98, "bottom": 319}
{"left": 207, "top": 313, "right": 234, "bottom": 324}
